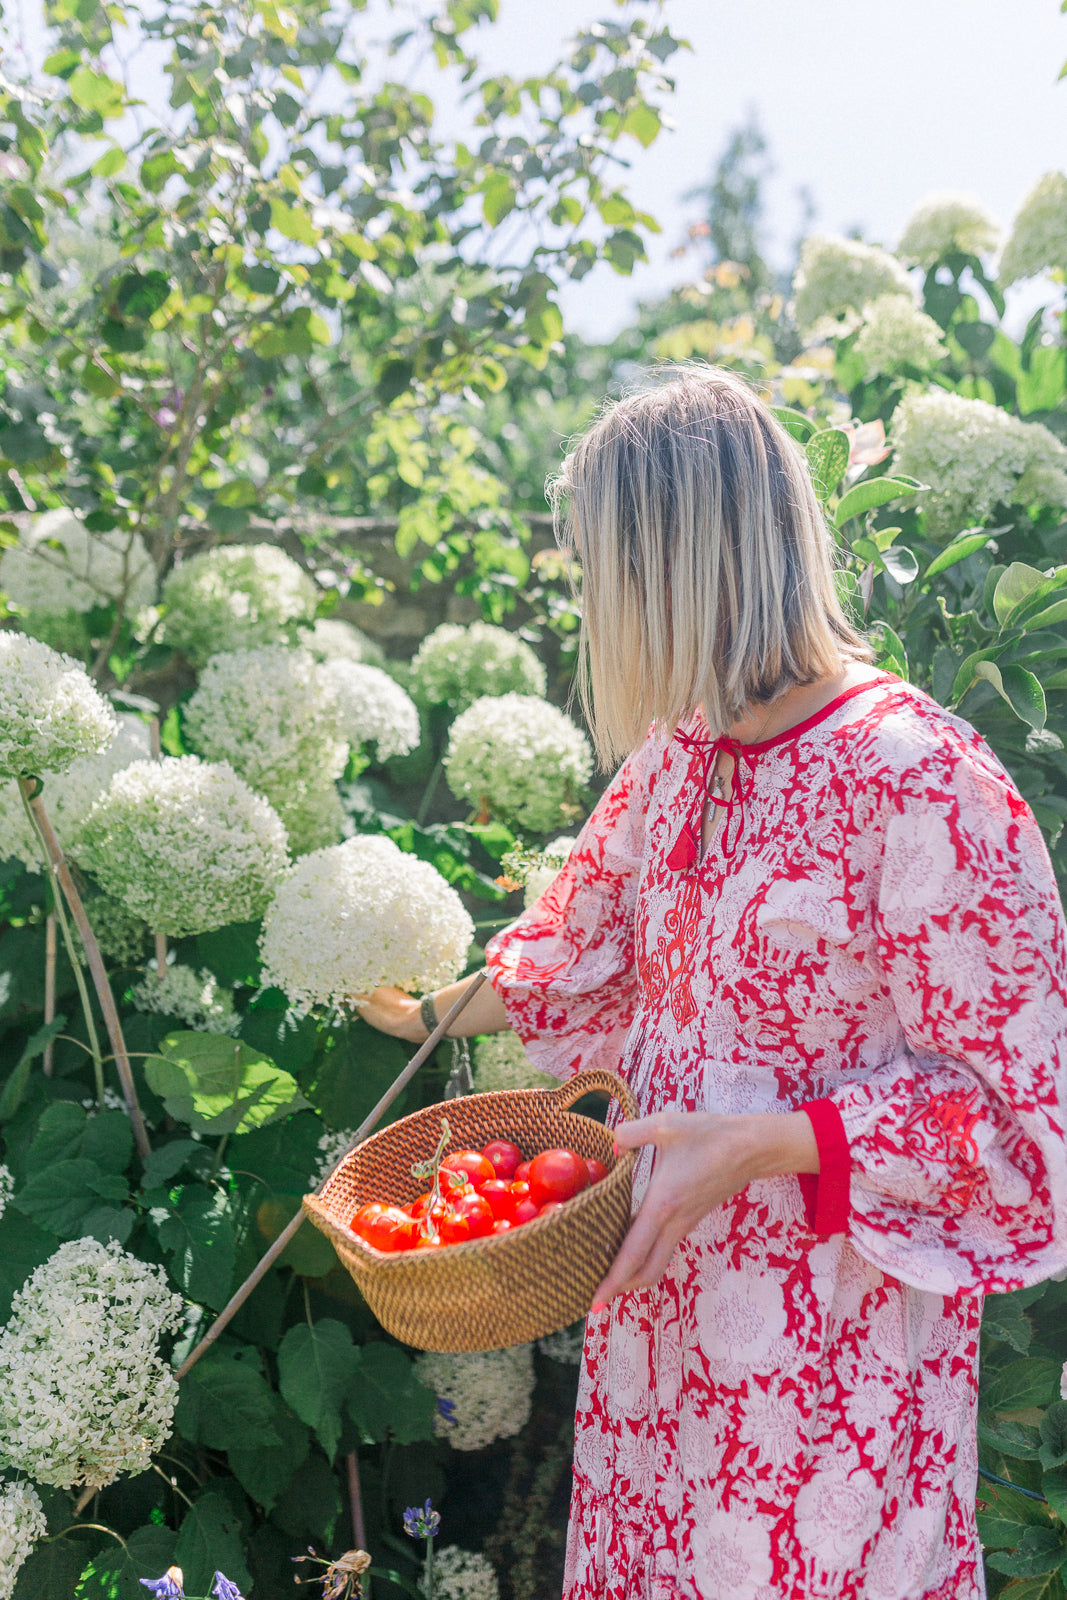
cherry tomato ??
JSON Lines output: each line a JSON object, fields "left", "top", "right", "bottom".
{"left": 364, "top": 1206, "right": 418, "bottom": 1253}
{"left": 408, "top": 1192, "right": 434, "bottom": 1219}
{"left": 413, "top": 1233, "right": 443, "bottom": 1250}
{"left": 514, "top": 1160, "right": 532, "bottom": 1183}
{"left": 492, "top": 1219, "right": 513, "bottom": 1234}
{"left": 441, "top": 1151, "right": 496, "bottom": 1190}
{"left": 507, "top": 1179, "right": 531, "bottom": 1203}
{"left": 350, "top": 1201, "right": 387, "bottom": 1238}
{"left": 480, "top": 1179, "right": 518, "bottom": 1221}
{"left": 528, "top": 1148, "right": 589, "bottom": 1207}
{"left": 538, "top": 1202, "right": 566, "bottom": 1216}
{"left": 453, "top": 1193, "right": 495, "bottom": 1239}
{"left": 585, "top": 1158, "right": 609, "bottom": 1185}
{"left": 511, "top": 1196, "right": 541, "bottom": 1226}
{"left": 437, "top": 1209, "right": 471, "bottom": 1245}
{"left": 481, "top": 1140, "right": 523, "bottom": 1182}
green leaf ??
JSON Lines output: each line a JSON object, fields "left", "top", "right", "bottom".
{"left": 278, "top": 1319, "right": 360, "bottom": 1462}
{"left": 923, "top": 531, "right": 995, "bottom": 580}
{"left": 0, "top": 1016, "right": 65, "bottom": 1119}
{"left": 880, "top": 546, "right": 919, "bottom": 585}
{"left": 26, "top": 1103, "right": 132, "bottom": 1175}
{"left": 75, "top": 1524, "right": 179, "bottom": 1600}
{"left": 141, "top": 1138, "right": 205, "bottom": 1190}
{"left": 869, "top": 622, "right": 909, "bottom": 681}
{"left": 621, "top": 102, "right": 661, "bottom": 147}
{"left": 984, "top": 1295, "right": 1034, "bottom": 1355}
{"left": 0, "top": 420, "right": 50, "bottom": 465}
{"left": 1018, "top": 345, "right": 1067, "bottom": 416}
{"left": 1023, "top": 598, "right": 1067, "bottom": 632}
{"left": 805, "top": 429, "right": 851, "bottom": 503}
{"left": 301, "top": 1018, "right": 411, "bottom": 1130}
{"left": 195, "top": 920, "right": 262, "bottom": 986}
{"left": 978, "top": 1418, "right": 1043, "bottom": 1460}
{"left": 11, "top": 1536, "right": 84, "bottom": 1599}
{"left": 349, "top": 1343, "right": 436, "bottom": 1445}
{"left": 228, "top": 1111, "right": 322, "bottom": 1193}
{"left": 974, "top": 661, "right": 1047, "bottom": 729}
{"left": 154, "top": 1184, "right": 236, "bottom": 1309}
{"left": 173, "top": 1489, "right": 251, "bottom": 1599}
{"left": 982, "top": 1358, "right": 1063, "bottom": 1413}
{"left": 255, "top": 1190, "right": 337, "bottom": 1277}
{"left": 0, "top": 1208, "right": 57, "bottom": 1320}
{"left": 145, "top": 1031, "right": 309, "bottom": 1137}
{"left": 14, "top": 1159, "right": 131, "bottom": 1243}
{"left": 833, "top": 476, "right": 924, "bottom": 528}
{"left": 481, "top": 173, "right": 514, "bottom": 227}
{"left": 227, "top": 1404, "right": 310, "bottom": 1512}
{"left": 1042, "top": 1466, "right": 1067, "bottom": 1525}
{"left": 114, "top": 269, "right": 170, "bottom": 320}
{"left": 67, "top": 67, "right": 124, "bottom": 117}
{"left": 995, "top": 563, "right": 1050, "bottom": 625}
{"left": 985, "top": 1526, "right": 1066, "bottom": 1578}
{"left": 174, "top": 1353, "right": 281, "bottom": 1451}
{"left": 270, "top": 198, "right": 319, "bottom": 246}
{"left": 771, "top": 407, "right": 816, "bottom": 442}
{"left": 952, "top": 645, "right": 1009, "bottom": 702}
{"left": 1040, "top": 1403, "right": 1067, "bottom": 1470}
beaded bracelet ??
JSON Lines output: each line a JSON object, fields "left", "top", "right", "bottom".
{"left": 419, "top": 991, "right": 439, "bottom": 1037}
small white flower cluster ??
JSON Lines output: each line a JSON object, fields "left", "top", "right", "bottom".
{"left": 414, "top": 1345, "right": 534, "bottom": 1452}
{"left": 0, "top": 714, "right": 151, "bottom": 868}
{"left": 422, "top": 1547, "right": 500, "bottom": 1600}
{"left": 0, "top": 1479, "right": 47, "bottom": 1600}
{"left": 0, "top": 509, "right": 156, "bottom": 618}
{"left": 1000, "top": 171, "right": 1067, "bottom": 286}
{"left": 0, "top": 1238, "right": 183, "bottom": 1490}
{"left": 319, "top": 659, "right": 420, "bottom": 762}
{"left": 537, "top": 1320, "right": 586, "bottom": 1365}
{"left": 445, "top": 695, "right": 591, "bottom": 834}
{"left": 259, "top": 835, "right": 474, "bottom": 1011}
{"left": 76, "top": 756, "right": 289, "bottom": 938}
{"left": 83, "top": 890, "right": 150, "bottom": 966}
{"left": 853, "top": 294, "right": 948, "bottom": 379}
{"left": 161, "top": 544, "right": 318, "bottom": 666}
{"left": 314, "top": 1127, "right": 357, "bottom": 1185}
{"left": 897, "top": 192, "right": 1001, "bottom": 266}
{"left": 0, "top": 1167, "right": 12, "bottom": 1222}
{"left": 792, "top": 234, "right": 915, "bottom": 336}
{"left": 410, "top": 622, "right": 547, "bottom": 711}
{"left": 892, "top": 386, "right": 1067, "bottom": 537}
{"left": 303, "top": 616, "right": 385, "bottom": 668}
{"left": 472, "top": 1033, "right": 556, "bottom": 1094}
{"left": 522, "top": 836, "right": 577, "bottom": 908}
{"left": 131, "top": 964, "right": 238, "bottom": 1035}
{"left": 0, "top": 633, "right": 117, "bottom": 781}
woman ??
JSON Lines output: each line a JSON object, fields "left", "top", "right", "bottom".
{"left": 357, "top": 367, "right": 1067, "bottom": 1600}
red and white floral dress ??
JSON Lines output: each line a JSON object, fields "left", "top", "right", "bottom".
{"left": 485, "top": 674, "right": 1067, "bottom": 1600}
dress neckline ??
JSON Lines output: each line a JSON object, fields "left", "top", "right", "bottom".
{"left": 728, "top": 671, "right": 900, "bottom": 752}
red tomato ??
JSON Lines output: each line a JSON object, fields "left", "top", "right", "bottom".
{"left": 441, "top": 1151, "right": 496, "bottom": 1190}
{"left": 585, "top": 1158, "right": 609, "bottom": 1185}
{"left": 350, "top": 1201, "right": 387, "bottom": 1238}
{"left": 511, "top": 1196, "right": 541, "bottom": 1226}
{"left": 408, "top": 1191, "right": 434, "bottom": 1218}
{"left": 480, "top": 1179, "right": 518, "bottom": 1221}
{"left": 538, "top": 1201, "right": 565, "bottom": 1216}
{"left": 437, "top": 1209, "right": 471, "bottom": 1245}
{"left": 527, "top": 1148, "right": 589, "bottom": 1207}
{"left": 492, "top": 1219, "right": 513, "bottom": 1234}
{"left": 364, "top": 1206, "right": 418, "bottom": 1253}
{"left": 481, "top": 1140, "right": 522, "bottom": 1182}
{"left": 453, "top": 1192, "right": 495, "bottom": 1239}
{"left": 413, "top": 1233, "right": 443, "bottom": 1250}
{"left": 514, "top": 1160, "right": 532, "bottom": 1183}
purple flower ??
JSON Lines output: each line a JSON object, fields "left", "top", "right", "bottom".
{"left": 436, "top": 1396, "right": 457, "bottom": 1425}
{"left": 140, "top": 1570, "right": 184, "bottom": 1598}
{"left": 211, "top": 1575, "right": 244, "bottom": 1600}
{"left": 403, "top": 1498, "right": 440, "bottom": 1539}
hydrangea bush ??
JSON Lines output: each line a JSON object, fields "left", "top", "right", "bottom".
{"left": 0, "top": 633, "right": 117, "bottom": 779}
{"left": 999, "top": 169, "right": 1067, "bottom": 285}
{"left": 422, "top": 1545, "right": 500, "bottom": 1600}
{"left": 0, "top": 713, "right": 150, "bottom": 866}
{"left": 853, "top": 294, "right": 948, "bottom": 379}
{"left": 444, "top": 694, "right": 592, "bottom": 833}
{"left": 410, "top": 622, "right": 547, "bottom": 710}
{"left": 897, "top": 191, "right": 1000, "bottom": 265}
{"left": 131, "top": 964, "right": 239, "bottom": 1035}
{"left": 160, "top": 545, "right": 318, "bottom": 666}
{"left": 414, "top": 1346, "right": 535, "bottom": 1451}
{"left": 319, "top": 658, "right": 420, "bottom": 762}
{"left": 791, "top": 233, "right": 915, "bottom": 334}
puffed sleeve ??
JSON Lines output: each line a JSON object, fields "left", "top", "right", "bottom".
{"left": 806, "top": 743, "right": 1067, "bottom": 1295}
{"left": 484, "top": 734, "right": 662, "bottom": 1081}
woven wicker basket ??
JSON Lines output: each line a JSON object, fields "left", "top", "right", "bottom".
{"left": 303, "top": 1067, "right": 638, "bottom": 1352}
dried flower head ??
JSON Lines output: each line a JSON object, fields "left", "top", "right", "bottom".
{"left": 293, "top": 1547, "right": 371, "bottom": 1600}
{"left": 444, "top": 695, "right": 591, "bottom": 834}
{"left": 792, "top": 234, "right": 916, "bottom": 335}
{"left": 0, "top": 1239, "right": 183, "bottom": 1490}
{"left": 161, "top": 545, "right": 318, "bottom": 666}
{"left": 413, "top": 1346, "right": 535, "bottom": 1452}
{"left": 410, "top": 622, "right": 547, "bottom": 711}
{"left": 0, "top": 633, "right": 117, "bottom": 780}
{"left": 897, "top": 192, "right": 1000, "bottom": 266}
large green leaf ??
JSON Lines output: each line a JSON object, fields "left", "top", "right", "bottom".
{"left": 1040, "top": 1402, "right": 1067, "bottom": 1470}
{"left": 974, "top": 661, "right": 1047, "bottom": 730}
{"left": 978, "top": 1418, "right": 1042, "bottom": 1461}
{"left": 174, "top": 1353, "right": 281, "bottom": 1452}
{"left": 984, "top": 1526, "right": 1066, "bottom": 1579}
{"left": 14, "top": 1159, "right": 131, "bottom": 1243}
{"left": 349, "top": 1342, "right": 436, "bottom": 1446}
{"left": 833, "top": 475, "right": 923, "bottom": 528}
{"left": 805, "top": 428, "right": 850, "bottom": 503}
{"left": 0, "top": 1208, "right": 58, "bottom": 1319}
{"left": 12, "top": 1537, "right": 84, "bottom": 1599}
{"left": 75, "top": 1525, "right": 179, "bottom": 1600}
{"left": 154, "top": 1183, "right": 236, "bottom": 1309}
{"left": 227, "top": 1404, "right": 310, "bottom": 1512}
{"left": 922, "top": 531, "right": 995, "bottom": 580}
{"left": 173, "top": 1490, "right": 251, "bottom": 1599}
{"left": 771, "top": 406, "right": 816, "bottom": 442}
{"left": 983, "top": 1295, "right": 1034, "bottom": 1355}
{"left": 994, "top": 563, "right": 1053, "bottom": 625}
{"left": 25, "top": 1103, "right": 132, "bottom": 1175}
{"left": 144, "top": 1031, "right": 309, "bottom": 1137}
{"left": 278, "top": 1318, "right": 360, "bottom": 1462}
{"left": 301, "top": 1018, "right": 412, "bottom": 1130}
{"left": 982, "top": 1358, "right": 1063, "bottom": 1413}
{"left": 0, "top": 1016, "right": 66, "bottom": 1120}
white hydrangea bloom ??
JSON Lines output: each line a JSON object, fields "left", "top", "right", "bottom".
{"left": 892, "top": 387, "right": 1067, "bottom": 537}
{"left": 537, "top": 1320, "right": 586, "bottom": 1365}
{"left": 0, "top": 713, "right": 151, "bottom": 867}
{"left": 523, "top": 836, "right": 577, "bottom": 908}
{"left": 0, "top": 509, "right": 156, "bottom": 617}
{"left": 423, "top": 1547, "right": 500, "bottom": 1600}
{"left": 1000, "top": 172, "right": 1067, "bottom": 286}
{"left": 259, "top": 835, "right": 473, "bottom": 1010}
{"left": 0, "top": 1167, "right": 12, "bottom": 1222}
{"left": 83, "top": 891, "right": 150, "bottom": 966}
{"left": 472, "top": 1032, "right": 555, "bottom": 1093}
{"left": 853, "top": 294, "right": 948, "bottom": 378}
{"left": 131, "top": 964, "right": 238, "bottom": 1035}
{"left": 792, "top": 234, "right": 916, "bottom": 334}
{"left": 897, "top": 192, "right": 1000, "bottom": 266}
{"left": 303, "top": 616, "right": 385, "bottom": 668}
{"left": 314, "top": 1127, "right": 357, "bottom": 1185}
{"left": 411, "top": 622, "right": 547, "bottom": 711}
{"left": 0, "top": 633, "right": 117, "bottom": 781}
{"left": 319, "top": 659, "right": 420, "bottom": 762}
{"left": 0, "top": 1479, "right": 47, "bottom": 1600}
{"left": 161, "top": 544, "right": 318, "bottom": 666}
{"left": 279, "top": 777, "right": 349, "bottom": 857}
{"left": 414, "top": 1346, "right": 535, "bottom": 1451}
{"left": 0, "top": 1238, "right": 183, "bottom": 1490}
{"left": 76, "top": 756, "right": 289, "bottom": 938}
{"left": 445, "top": 695, "right": 591, "bottom": 834}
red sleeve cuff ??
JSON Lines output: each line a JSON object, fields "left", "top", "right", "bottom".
{"left": 797, "top": 1099, "right": 851, "bottom": 1237}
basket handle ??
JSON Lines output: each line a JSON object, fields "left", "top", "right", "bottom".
{"left": 548, "top": 1067, "right": 640, "bottom": 1124}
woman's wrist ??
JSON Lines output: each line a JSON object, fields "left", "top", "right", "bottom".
{"left": 733, "top": 1111, "right": 820, "bottom": 1181}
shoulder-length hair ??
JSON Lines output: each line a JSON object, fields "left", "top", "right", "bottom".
{"left": 549, "top": 364, "right": 872, "bottom": 768}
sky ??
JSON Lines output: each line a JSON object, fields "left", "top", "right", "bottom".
{"left": 4, "top": 0, "right": 1066, "bottom": 339}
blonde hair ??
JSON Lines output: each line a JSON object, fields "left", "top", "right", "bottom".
{"left": 549, "top": 365, "right": 871, "bottom": 768}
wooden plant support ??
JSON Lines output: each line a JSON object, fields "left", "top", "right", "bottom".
{"left": 42, "top": 912, "right": 56, "bottom": 1077}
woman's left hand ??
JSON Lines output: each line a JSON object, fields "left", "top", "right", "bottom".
{"left": 589, "top": 1110, "right": 819, "bottom": 1306}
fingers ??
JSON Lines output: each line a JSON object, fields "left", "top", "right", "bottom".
{"left": 611, "top": 1114, "right": 677, "bottom": 1153}
{"left": 590, "top": 1198, "right": 679, "bottom": 1306}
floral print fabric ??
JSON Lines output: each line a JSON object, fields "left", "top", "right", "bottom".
{"left": 485, "top": 676, "right": 1067, "bottom": 1600}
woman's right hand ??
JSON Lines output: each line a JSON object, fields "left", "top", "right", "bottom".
{"left": 349, "top": 986, "right": 426, "bottom": 1041}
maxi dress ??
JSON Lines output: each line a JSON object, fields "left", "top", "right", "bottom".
{"left": 484, "top": 673, "right": 1067, "bottom": 1600}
